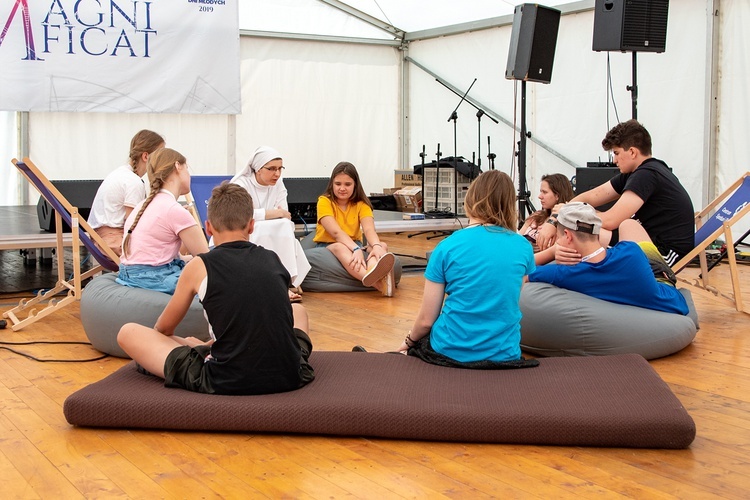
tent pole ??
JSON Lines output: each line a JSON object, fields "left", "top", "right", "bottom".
{"left": 703, "top": 0, "right": 720, "bottom": 208}
{"left": 400, "top": 42, "right": 410, "bottom": 171}
{"left": 16, "top": 111, "right": 29, "bottom": 205}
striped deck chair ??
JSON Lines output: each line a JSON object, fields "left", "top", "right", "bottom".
{"left": 672, "top": 172, "right": 750, "bottom": 313}
{"left": 3, "top": 158, "right": 120, "bottom": 331}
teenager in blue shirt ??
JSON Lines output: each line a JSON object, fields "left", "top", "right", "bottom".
{"left": 528, "top": 202, "right": 688, "bottom": 315}
{"left": 398, "top": 170, "right": 536, "bottom": 366}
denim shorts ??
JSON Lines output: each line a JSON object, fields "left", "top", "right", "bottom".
{"left": 116, "top": 258, "right": 185, "bottom": 294}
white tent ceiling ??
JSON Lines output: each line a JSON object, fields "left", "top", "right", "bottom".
{"left": 239, "top": 0, "right": 580, "bottom": 41}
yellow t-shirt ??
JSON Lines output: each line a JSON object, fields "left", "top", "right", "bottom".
{"left": 313, "top": 196, "right": 374, "bottom": 243}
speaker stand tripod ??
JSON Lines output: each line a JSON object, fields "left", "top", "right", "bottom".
{"left": 516, "top": 80, "right": 536, "bottom": 227}
{"left": 627, "top": 51, "right": 639, "bottom": 119}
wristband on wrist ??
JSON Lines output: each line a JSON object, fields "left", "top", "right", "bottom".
{"left": 351, "top": 245, "right": 362, "bottom": 253}
{"left": 371, "top": 243, "right": 382, "bottom": 248}
{"left": 405, "top": 331, "right": 417, "bottom": 347}
{"left": 546, "top": 218, "right": 558, "bottom": 227}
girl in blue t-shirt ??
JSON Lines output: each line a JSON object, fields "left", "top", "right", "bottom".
{"left": 397, "top": 170, "right": 536, "bottom": 367}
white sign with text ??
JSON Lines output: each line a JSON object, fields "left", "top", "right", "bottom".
{"left": 0, "top": 0, "right": 240, "bottom": 114}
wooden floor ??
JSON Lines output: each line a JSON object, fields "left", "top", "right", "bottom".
{"left": 1, "top": 232, "right": 749, "bottom": 498}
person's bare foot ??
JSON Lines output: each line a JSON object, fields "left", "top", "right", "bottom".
{"left": 288, "top": 289, "right": 302, "bottom": 303}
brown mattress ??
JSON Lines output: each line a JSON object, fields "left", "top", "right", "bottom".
{"left": 63, "top": 351, "right": 695, "bottom": 448}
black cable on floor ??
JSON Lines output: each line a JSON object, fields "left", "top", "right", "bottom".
{"left": 0, "top": 340, "right": 110, "bottom": 362}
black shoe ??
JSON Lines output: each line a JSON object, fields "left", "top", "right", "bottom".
{"left": 352, "top": 345, "right": 368, "bottom": 352}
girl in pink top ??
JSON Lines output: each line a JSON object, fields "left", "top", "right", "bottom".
{"left": 117, "top": 148, "right": 209, "bottom": 294}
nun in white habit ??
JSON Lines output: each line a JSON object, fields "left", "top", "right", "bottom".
{"left": 230, "top": 146, "right": 311, "bottom": 292}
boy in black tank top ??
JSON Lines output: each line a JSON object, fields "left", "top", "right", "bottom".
{"left": 118, "top": 183, "right": 314, "bottom": 395}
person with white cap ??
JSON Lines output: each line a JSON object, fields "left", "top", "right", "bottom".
{"left": 528, "top": 202, "right": 689, "bottom": 315}
{"left": 230, "top": 146, "right": 311, "bottom": 299}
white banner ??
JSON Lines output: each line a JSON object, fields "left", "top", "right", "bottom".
{"left": 0, "top": 0, "right": 240, "bottom": 114}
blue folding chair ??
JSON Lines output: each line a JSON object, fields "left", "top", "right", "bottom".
{"left": 4, "top": 158, "right": 121, "bottom": 330}
{"left": 188, "top": 175, "right": 233, "bottom": 238}
{"left": 672, "top": 172, "right": 750, "bottom": 313}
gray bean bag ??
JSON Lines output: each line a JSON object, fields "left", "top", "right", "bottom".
{"left": 80, "top": 273, "right": 210, "bottom": 358}
{"left": 299, "top": 234, "right": 402, "bottom": 292}
{"left": 519, "top": 282, "right": 698, "bottom": 360}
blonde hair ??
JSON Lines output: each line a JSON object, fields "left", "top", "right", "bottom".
{"left": 207, "top": 182, "right": 254, "bottom": 231}
{"left": 122, "top": 148, "right": 186, "bottom": 256}
{"left": 128, "top": 130, "right": 165, "bottom": 172}
{"left": 463, "top": 170, "right": 517, "bottom": 231}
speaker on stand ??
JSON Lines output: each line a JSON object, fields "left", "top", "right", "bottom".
{"left": 592, "top": 0, "right": 670, "bottom": 119}
{"left": 505, "top": 3, "right": 561, "bottom": 225}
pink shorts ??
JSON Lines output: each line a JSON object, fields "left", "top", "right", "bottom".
{"left": 94, "top": 226, "right": 123, "bottom": 257}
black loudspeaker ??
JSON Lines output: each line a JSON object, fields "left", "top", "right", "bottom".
{"left": 284, "top": 177, "right": 330, "bottom": 224}
{"left": 505, "top": 4, "right": 561, "bottom": 84}
{"left": 37, "top": 179, "right": 102, "bottom": 233}
{"left": 592, "top": 0, "right": 669, "bottom": 53}
{"left": 574, "top": 165, "right": 619, "bottom": 211}
{"left": 574, "top": 164, "right": 618, "bottom": 195}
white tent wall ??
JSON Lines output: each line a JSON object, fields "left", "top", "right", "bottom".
{"left": 236, "top": 35, "right": 400, "bottom": 193}
{"left": 407, "top": 2, "right": 709, "bottom": 215}
{"left": 1, "top": 112, "right": 18, "bottom": 204}
{"left": 8, "top": 36, "right": 400, "bottom": 207}
{"left": 21, "top": 112, "right": 233, "bottom": 205}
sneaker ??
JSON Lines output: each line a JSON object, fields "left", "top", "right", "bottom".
{"left": 361, "top": 252, "right": 395, "bottom": 287}
{"left": 380, "top": 269, "right": 394, "bottom": 297}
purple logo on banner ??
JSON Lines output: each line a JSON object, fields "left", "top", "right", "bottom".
{"left": 0, "top": 0, "right": 43, "bottom": 60}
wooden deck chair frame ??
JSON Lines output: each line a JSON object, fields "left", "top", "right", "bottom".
{"left": 3, "top": 158, "right": 121, "bottom": 331}
{"left": 671, "top": 172, "right": 750, "bottom": 314}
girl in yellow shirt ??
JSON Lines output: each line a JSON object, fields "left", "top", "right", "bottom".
{"left": 313, "top": 162, "right": 396, "bottom": 296}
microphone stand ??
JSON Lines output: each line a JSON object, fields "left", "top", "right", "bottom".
{"left": 446, "top": 78, "right": 476, "bottom": 215}
{"left": 432, "top": 143, "right": 442, "bottom": 214}
{"left": 435, "top": 77, "right": 498, "bottom": 177}
{"left": 487, "top": 136, "right": 496, "bottom": 170}
{"left": 419, "top": 144, "right": 426, "bottom": 213}
{"left": 410, "top": 145, "right": 444, "bottom": 238}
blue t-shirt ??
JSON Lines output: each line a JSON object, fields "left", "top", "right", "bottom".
{"left": 527, "top": 241, "right": 688, "bottom": 315}
{"left": 425, "top": 225, "right": 535, "bottom": 363}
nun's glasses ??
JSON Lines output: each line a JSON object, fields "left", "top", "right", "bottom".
{"left": 261, "top": 166, "right": 285, "bottom": 173}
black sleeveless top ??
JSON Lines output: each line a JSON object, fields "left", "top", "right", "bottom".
{"left": 200, "top": 241, "right": 303, "bottom": 395}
